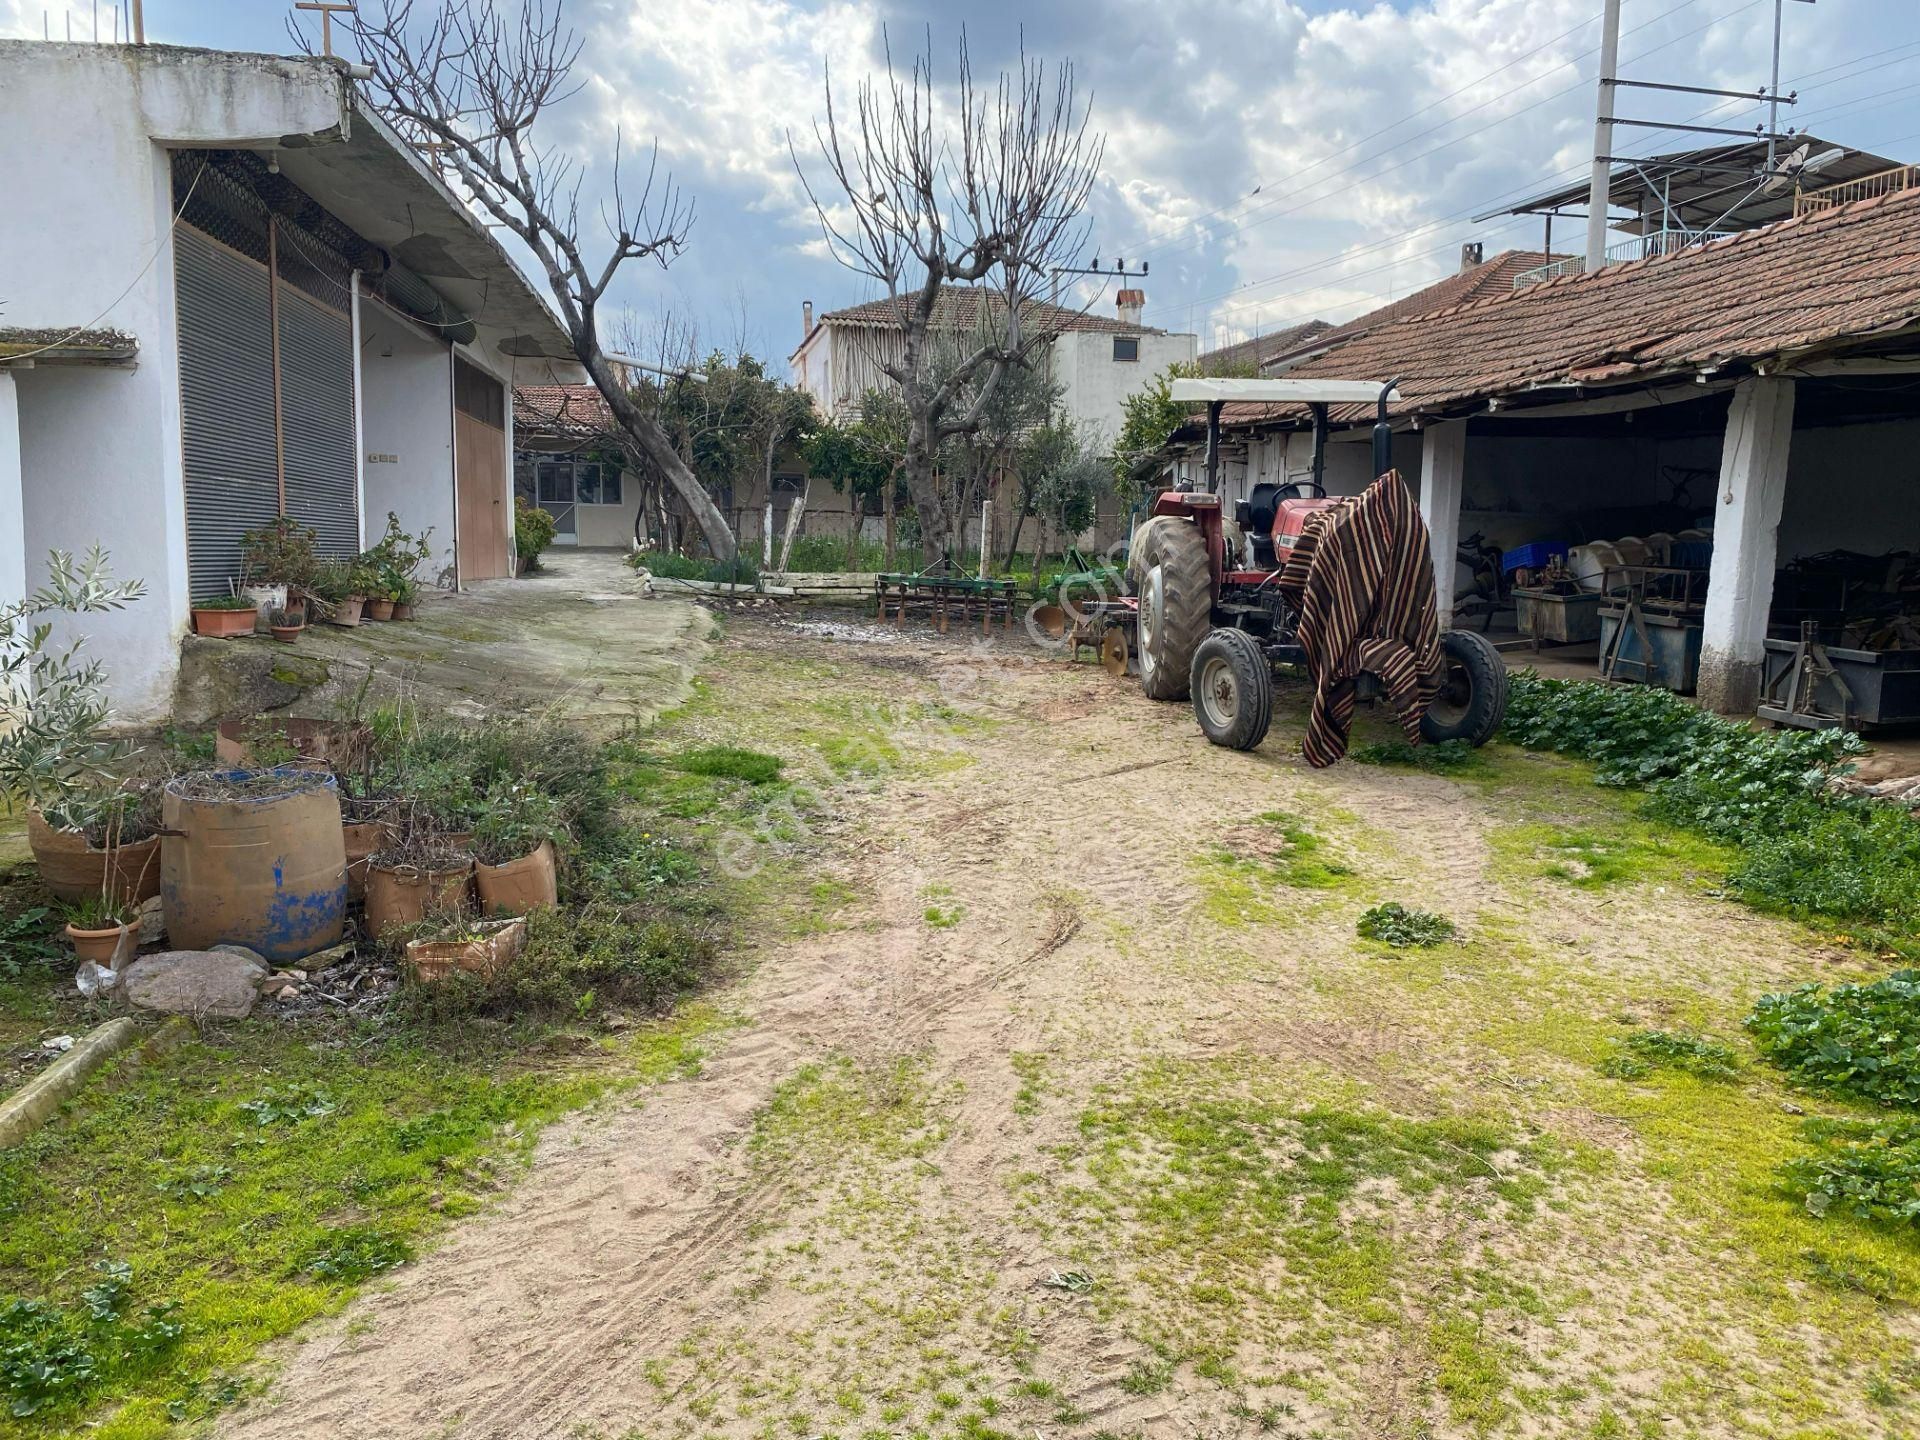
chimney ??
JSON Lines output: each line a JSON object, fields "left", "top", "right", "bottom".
{"left": 1459, "top": 242, "right": 1484, "bottom": 273}
{"left": 1116, "top": 288, "right": 1145, "bottom": 327}
{"left": 802, "top": 300, "right": 814, "bottom": 337}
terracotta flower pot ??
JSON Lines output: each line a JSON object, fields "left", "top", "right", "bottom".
{"left": 328, "top": 596, "right": 365, "bottom": 627}
{"left": 475, "top": 839, "right": 558, "bottom": 916}
{"left": 365, "top": 598, "right": 396, "bottom": 621}
{"left": 391, "top": 602, "right": 416, "bottom": 621}
{"left": 404, "top": 916, "right": 527, "bottom": 984}
{"left": 192, "top": 607, "right": 258, "bottom": 638}
{"left": 342, "top": 820, "right": 394, "bottom": 903}
{"left": 214, "top": 717, "right": 371, "bottom": 772}
{"left": 27, "top": 810, "right": 162, "bottom": 904}
{"left": 364, "top": 857, "right": 474, "bottom": 935}
{"left": 270, "top": 624, "right": 303, "bottom": 643}
{"left": 65, "top": 921, "right": 135, "bottom": 968}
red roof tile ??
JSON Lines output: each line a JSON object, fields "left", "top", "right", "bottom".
{"left": 1209, "top": 191, "right": 1920, "bottom": 429}
{"left": 515, "top": 384, "right": 614, "bottom": 435}
{"left": 821, "top": 285, "right": 1161, "bottom": 336}
{"left": 1199, "top": 319, "right": 1333, "bottom": 373}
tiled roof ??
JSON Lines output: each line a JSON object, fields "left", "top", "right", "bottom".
{"left": 1205, "top": 190, "right": 1920, "bottom": 430}
{"left": 1199, "top": 319, "right": 1332, "bottom": 374}
{"left": 1261, "top": 250, "right": 1567, "bottom": 371}
{"left": 515, "top": 384, "right": 614, "bottom": 435}
{"left": 820, "top": 285, "right": 1161, "bottom": 336}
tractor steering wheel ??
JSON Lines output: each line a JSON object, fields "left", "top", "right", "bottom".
{"left": 1274, "top": 481, "right": 1329, "bottom": 500}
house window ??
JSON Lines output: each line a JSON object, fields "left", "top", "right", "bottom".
{"left": 1112, "top": 335, "right": 1140, "bottom": 362}
{"left": 577, "top": 462, "right": 624, "bottom": 506}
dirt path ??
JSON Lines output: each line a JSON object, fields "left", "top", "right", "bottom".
{"left": 219, "top": 614, "right": 1918, "bottom": 1440}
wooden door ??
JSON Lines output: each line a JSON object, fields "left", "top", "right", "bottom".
{"left": 453, "top": 360, "right": 509, "bottom": 581}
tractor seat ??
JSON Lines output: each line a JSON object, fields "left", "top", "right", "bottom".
{"left": 1240, "top": 481, "right": 1284, "bottom": 569}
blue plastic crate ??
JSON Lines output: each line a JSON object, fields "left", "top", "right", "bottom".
{"left": 1501, "top": 541, "right": 1568, "bottom": 574}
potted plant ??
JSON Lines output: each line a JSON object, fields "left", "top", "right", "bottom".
{"left": 191, "top": 594, "right": 258, "bottom": 638}
{"left": 364, "top": 590, "right": 397, "bottom": 622}
{"left": 30, "top": 785, "right": 164, "bottom": 904}
{"left": 238, "top": 517, "right": 319, "bottom": 627}
{"left": 312, "top": 560, "right": 365, "bottom": 627}
{"left": 60, "top": 892, "right": 140, "bottom": 967}
{"left": 359, "top": 514, "right": 434, "bottom": 622}
{"left": 472, "top": 787, "right": 563, "bottom": 915}
{"left": 364, "top": 842, "right": 475, "bottom": 935}
{"left": 268, "top": 606, "right": 305, "bottom": 642}
{"left": 390, "top": 577, "right": 420, "bottom": 621}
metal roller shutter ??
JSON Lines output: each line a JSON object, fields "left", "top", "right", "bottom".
{"left": 277, "top": 284, "right": 359, "bottom": 561}
{"left": 175, "top": 224, "right": 280, "bottom": 600}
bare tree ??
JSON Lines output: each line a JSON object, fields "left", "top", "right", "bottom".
{"left": 793, "top": 31, "right": 1103, "bottom": 557}
{"left": 326, "top": 0, "right": 740, "bottom": 559}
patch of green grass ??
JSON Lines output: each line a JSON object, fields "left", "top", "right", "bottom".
{"left": 0, "top": 1010, "right": 722, "bottom": 1436}
{"left": 1492, "top": 821, "right": 1729, "bottom": 891}
{"left": 923, "top": 904, "right": 962, "bottom": 929}
{"left": 673, "top": 746, "right": 785, "bottom": 785}
{"left": 1350, "top": 738, "right": 1484, "bottom": 773}
{"left": 1191, "top": 811, "right": 1354, "bottom": 927}
{"left": 1599, "top": 1030, "right": 1742, "bottom": 1082}
{"left": 751, "top": 1054, "right": 947, "bottom": 1170}
{"left": 1429, "top": 1315, "right": 1517, "bottom": 1432}
{"left": 1011, "top": 1053, "right": 1046, "bottom": 1118}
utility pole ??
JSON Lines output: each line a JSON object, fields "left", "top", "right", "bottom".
{"left": 1585, "top": 0, "right": 1623, "bottom": 273}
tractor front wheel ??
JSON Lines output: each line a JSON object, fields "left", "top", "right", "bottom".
{"left": 1128, "top": 516, "right": 1212, "bottom": 701}
{"left": 1420, "top": 629, "right": 1508, "bottom": 747}
{"left": 1191, "top": 628, "right": 1274, "bottom": 751}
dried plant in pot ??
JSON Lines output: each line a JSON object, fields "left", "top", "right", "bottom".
{"left": 472, "top": 789, "right": 563, "bottom": 916}
{"left": 363, "top": 837, "right": 475, "bottom": 936}
{"left": 312, "top": 559, "right": 370, "bottom": 627}
{"left": 30, "top": 784, "right": 164, "bottom": 904}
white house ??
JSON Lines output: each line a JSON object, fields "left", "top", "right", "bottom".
{"left": 0, "top": 41, "right": 582, "bottom": 724}
{"left": 787, "top": 286, "right": 1197, "bottom": 447}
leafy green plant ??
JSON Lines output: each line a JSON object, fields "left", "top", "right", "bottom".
{"left": 237, "top": 1083, "right": 338, "bottom": 1127}
{"left": 153, "top": 1165, "right": 231, "bottom": 1202}
{"left": 360, "top": 512, "right": 434, "bottom": 599}
{"left": 0, "top": 1261, "right": 181, "bottom": 1419}
{"left": 1782, "top": 1116, "right": 1920, "bottom": 1227}
{"left": 514, "top": 497, "right": 557, "bottom": 572}
{"left": 57, "top": 894, "right": 138, "bottom": 930}
{"left": 0, "top": 907, "right": 61, "bottom": 977}
{"left": 1, "top": 548, "right": 145, "bottom": 814}
{"left": 1600, "top": 1029, "right": 1741, "bottom": 1081}
{"left": 191, "top": 594, "right": 256, "bottom": 611}
{"left": 1746, "top": 972, "right": 1920, "bottom": 1107}
{"left": 472, "top": 783, "right": 567, "bottom": 865}
{"left": 1357, "top": 902, "right": 1457, "bottom": 948}
{"left": 299, "top": 1227, "right": 412, "bottom": 1283}
{"left": 238, "top": 516, "right": 319, "bottom": 589}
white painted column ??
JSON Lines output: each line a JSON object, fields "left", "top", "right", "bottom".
{"left": 0, "top": 371, "right": 25, "bottom": 611}
{"left": 1419, "top": 419, "right": 1467, "bottom": 623}
{"left": 1699, "top": 376, "right": 1796, "bottom": 714}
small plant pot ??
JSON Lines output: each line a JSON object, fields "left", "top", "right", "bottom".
{"left": 270, "top": 624, "right": 304, "bottom": 643}
{"left": 192, "top": 607, "right": 258, "bottom": 638}
{"left": 404, "top": 916, "right": 527, "bottom": 984}
{"left": 365, "top": 598, "right": 396, "bottom": 621}
{"left": 364, "top": 858, "right": 474, "bottom": 934}
{"left": 391, "top": 602, "right": 416, "bottom": 621}
{"left": 475, "top": 839, "right": 558, "bottom": 916}
{"left": 328, "top": 596, "right": 366, "bottom": 628}
{"left": 240, "top": 584, "right": 286, "bottom": 632}
{"left": 65, "top": 921, "right": 135, "bottom": 969}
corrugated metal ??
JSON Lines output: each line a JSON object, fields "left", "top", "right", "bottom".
{"left": 277, "top": 283, "right": 359, "bottom": 560}
{"left": 175, "top": 224, "right": 280, "bottom": 599}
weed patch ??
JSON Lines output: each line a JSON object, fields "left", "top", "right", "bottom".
{"left": 1350, "top": 738, "right": 1483, "bottom": 773}
{"left": 1599, "top": 1030, "right": 1741, "bottom": 1082}
{"left": 673, "top": 746, "right": 784, "bottom": 785}
{"left": 1746, "top": 972, "right": 1920, "bottom": 1108}
{"left": 1782, "top": 1118, "right": 1920, "bottom": 1228}
{"left": 1357, "top": 902, "right": 1456, "bottom": 948}
{"left": 1192, "top": 812, "right": 1353, "bottom": 926}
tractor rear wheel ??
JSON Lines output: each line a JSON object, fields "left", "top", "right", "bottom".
{"left": 1191, "top": 628, "right": 1274, "bottom": 751}
{"left": 1420, "top": 629, "right": 1508, "bottom": 747}
{"left": 1128, "top": 517, "right": 1212, "bottom": 701}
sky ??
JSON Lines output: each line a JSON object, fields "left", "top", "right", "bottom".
{"left": 8, "top": 0, "right": 1920, "bottom": 373}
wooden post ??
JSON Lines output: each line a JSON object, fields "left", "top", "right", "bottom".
{"left": 762, "top": 498, "right": 774, "bottom": 568}
{"left": 775, "top": 481, "right": 809, "bottom": 573}
{"left": 883, "top": 479, "right": 896, "bottom": 572}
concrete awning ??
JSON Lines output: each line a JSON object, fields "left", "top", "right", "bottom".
{"left": 0, "top": 327, "right": 138, "bottom": 367}
{"left": 273, "top": 89, "right": 579, "bottom": 368}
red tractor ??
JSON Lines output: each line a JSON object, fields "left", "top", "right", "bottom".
{"left": 1123, "top": 378, "right": 1506, "bottom": 753}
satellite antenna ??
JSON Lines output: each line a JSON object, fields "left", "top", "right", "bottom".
{"left": 1760, "top": 143, "right": 1845, "bottom": 195}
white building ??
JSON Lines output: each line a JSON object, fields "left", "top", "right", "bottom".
{"left": 0, "top": 41, "right": 582, "bottom": 724}
{"left": 787, "top": 285, "right": 1196, "bottom": 447}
